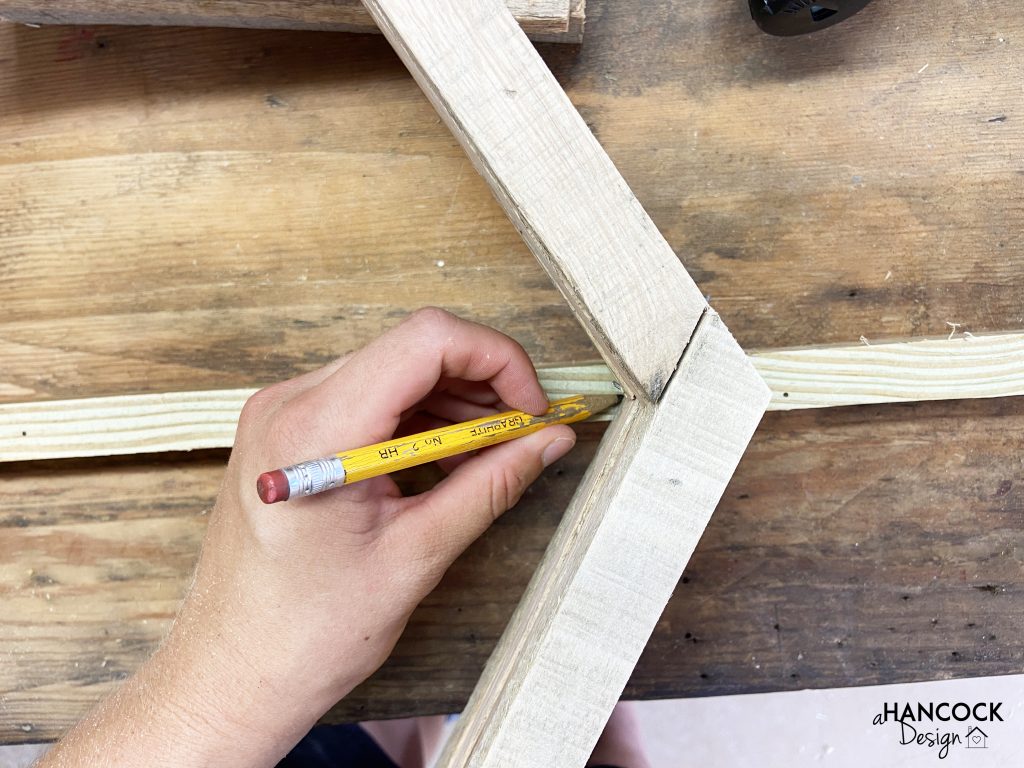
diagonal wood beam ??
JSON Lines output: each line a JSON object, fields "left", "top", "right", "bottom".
{"left": 358, "top": 1, "right": 769, "bottom": 766}
{"left": 362, "top": 0, "right": 707, "bottom": 403}
{"left": 438, "top": 312, "right": 769, "bottom": 766}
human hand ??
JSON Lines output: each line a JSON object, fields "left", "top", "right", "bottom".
{"left": 147, "top": 308, "right": 575, "bottom": 765}
{"left": 39, "top": 309, "right": 576, "bottom": 768}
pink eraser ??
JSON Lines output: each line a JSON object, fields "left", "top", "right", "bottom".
{"left": 256, "top": 470, "right": 290, "bottom": 504}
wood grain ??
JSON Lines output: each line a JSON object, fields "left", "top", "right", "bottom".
{"left": 2, "top": 4, "right": 1023, "bottom": 407}
{"left": 439, "top": 312, "right": 769, "bottom": 767}
{"left": 351, "top": 7, "right": 764, "bottom": 762}
{"left": 2, "top": 0, "right": 1024, "bottom": 746}
{"left": 0, "top": 366, "right": 620, "bottom": 462}
{"left": 0, "top": 0, "right": 585, "bottom": 42}
{"left": 362, "top": 0, "right": 708, "bottom": 402}
{"left": 6, "top": 390, "right": 1022, "bottom": 744}
{"left": 6, "top": 332, "right": 1024, "bottom": 461}
{"left": 758, "top": 332, "right": 1024, "bottom": 410}
{"left": 0, "top": 23, "right": 599, "bottom": 407}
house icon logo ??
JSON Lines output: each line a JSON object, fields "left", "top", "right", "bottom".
{"left": 966, "top": 726, "right": 988, "bottom": 749}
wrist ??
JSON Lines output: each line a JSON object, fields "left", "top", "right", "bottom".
{"left": 144, "top": 602, "right": 349, "bottom": 766}
{"left": 37, "top": 624, "right": 334, "bottom": 768}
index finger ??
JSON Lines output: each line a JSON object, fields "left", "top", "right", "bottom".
{"left": 284, "top": 308, "right": 548, "bottom": 452}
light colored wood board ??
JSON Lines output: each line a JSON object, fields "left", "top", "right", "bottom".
{"left": 1, "top": 389, "right": 253, "bottom": 460}
{"left": 438, "top": 312, "right": 770, "bottom": 767}
{"left": 6, "top": 333, "right": 1024, "bottom": 461}
{"left": 360, "top": 0, "right": 707, "bottom": 402}
{"left": 0, "top": 366, "right": 622, "bottom": 462}
{"left": 756, "top": 332, "right": 1024, "bottom": 410}
{"left": 0, "top": 0, "right": 584, "bottom": 42}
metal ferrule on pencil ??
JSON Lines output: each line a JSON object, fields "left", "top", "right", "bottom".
{"left": 281, "top": 457, "right": 346, "bottom": 499}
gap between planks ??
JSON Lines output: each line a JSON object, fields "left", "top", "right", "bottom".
{"left": 2, "top": 332, "right": 1023, "bottom": 462}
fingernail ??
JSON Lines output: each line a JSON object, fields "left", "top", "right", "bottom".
{"left": 541, "top": 436, "right": 576, "bottom": 468}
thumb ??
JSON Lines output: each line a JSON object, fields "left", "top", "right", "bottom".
{"left": 397, "top": 424, "right": 577, "bottom": 566}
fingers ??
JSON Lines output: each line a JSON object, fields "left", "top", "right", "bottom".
{"left": 394, "top": 424, "right": 577, "bottom": 566}
{"left": 281, "top": 308, "right": 548, "bottom": 455}
{"left": 435, "top": 379, "right": 503, "bottom": 407}
{"left": 412, "top": 392, "right": 501, "bottom": 424}
{"left": 393, "top": 412, "right": 452, "bottom": 438}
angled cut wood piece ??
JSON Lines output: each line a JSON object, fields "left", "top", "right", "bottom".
{"left": 361, "top": 0, "right": 707, "bottom": 402}
{"left": 440, "top": 312, "right": 770, "bottom": 766}
{"left": 0, "top": 0, "right": 585, "bottom": 43}
{"left": 358, "top": 2, "right": 767, "bottom": 764}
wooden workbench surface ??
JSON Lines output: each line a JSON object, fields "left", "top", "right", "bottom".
{"left": 2, "top": 0, "right": 1022, "bottom": 742}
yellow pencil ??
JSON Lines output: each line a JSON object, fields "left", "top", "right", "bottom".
{"left": 256, "top": 394, "right": 620, "bottom": 504}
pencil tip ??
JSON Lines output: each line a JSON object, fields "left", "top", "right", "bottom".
{"left": 257, "top": 470, "right": 290, "bottom": 504}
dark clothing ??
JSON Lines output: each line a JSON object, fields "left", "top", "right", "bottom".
{"left": 277, "top": 725, "right": 398, "bottom": 768}
{"left": 277, "top": 724, "right": 628, "bottom": 768}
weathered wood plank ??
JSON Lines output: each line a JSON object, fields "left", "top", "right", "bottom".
{"left": 2, "top": 5, "right": 1023, "bottom": 407}
{"left": 0, "top": 24, "right": 598, "bottom": 407}
{"left": 0, "top": 0, "right": 585, "bottom": 42}
{"left": 5, "top": 383, "right": 1021, "bottom": 744}
{"left": 361, "top": 0, "right": 708, "bottom": 401}
{"left": 2, "top": 0, "right": 1024, "bottom": 747}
